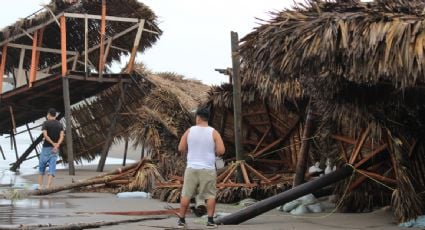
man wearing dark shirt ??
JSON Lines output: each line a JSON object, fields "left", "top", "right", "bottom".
{"left": 38, "top": 108, "right": 64, "bottom": 189}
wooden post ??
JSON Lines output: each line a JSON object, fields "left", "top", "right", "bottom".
{"left": 0, "top": 44, "right": 8, "bottom": 93}
{"left": 84, "top": 14, "right": 88, "bottom": 75}
{"left": 35, "top": 28, "right": 44, "bottom": 68}
{"left": 29, "top": 30, "right": 38, "bottom": 87}
{"left": 126, "top": 20, "right": 145, "bottom": 73}
{"left": 123, "top": 136, "right": 129, "bottom": 166}
{"left": 0, "top": 144, "right": 5, "bottom": 160}
{"left": 60, "top": 15, "right": 74, "bottom": 175}
{"left": 98, "top": 0, "right": 106, "bottom": 81}
{"left": 293, "top": 106, "right": 315, "bottom": 187}
{"left": 60, "top": 16, "right": 68, "bottom": 77}
{"left": 11, "top": 132, "right": 19, "bottom": 161}
{"left": 231, "top": 31, "right": 243, "bottom": 161}
{"left": 10, "top": 134, "right": 43, "bottom": 171}
{"left": 26, "top": 123, "right": 40, "bottom": 158}
{"left": 97, "top": 83, "right": 125, "bottom": 172}
{"left": 63, "top": 78, "right": 75, "bottom": 175}
{"left": 17, "top": 48, "right": 25, "bottom": 87}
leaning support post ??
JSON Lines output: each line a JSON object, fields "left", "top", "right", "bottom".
{"left": 97, "top": 82, "right": 125, "bottom": 172}
{"left": 126, "top": 20, "right": 145, "bottom": 73}
{"left": 0, "top": 44, "right": 8, "bottom": 93}
{"left": 215, "top": 165, "right": 354, "bottom": 225}
{"left": 231, "top": 31, "right": 243, "bottom": 161}
{"left": 11, "top": 133, "right": 19, "bottom": 161}
{"left": 10, "top": 134, "right": 43, "bottom": 171}
{"left": 122, "top": 136, "right": 129, "bottom": 166}
{"left": 293, "top": 106, "right": 315, "bottom": 186}
{"left": 29, "top": 30, "right": 38, "bottom": 87}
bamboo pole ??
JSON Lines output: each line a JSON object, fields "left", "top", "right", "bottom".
{"left": 0, "top": 44, "right": 8, "bottom": 93}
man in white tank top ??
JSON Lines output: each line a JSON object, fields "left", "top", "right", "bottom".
{"left": 177, "top": 107, "right": 225, "bottom": 228}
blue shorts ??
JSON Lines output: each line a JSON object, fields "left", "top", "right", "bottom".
{"left": 39, "top": 147, "right": 58, "bottom": 177}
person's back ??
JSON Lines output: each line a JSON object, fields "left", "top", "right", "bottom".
{"left": 177, "top": 107, "right": 225, "bottom": 228}
{"left": 186, "top": 126, "right": 216, "bottom": 170}
{"left": 42, "top": 120, "right": 63, "bottom": 147}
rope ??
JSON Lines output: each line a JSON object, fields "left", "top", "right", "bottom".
{"left": 347, "top": 164, "right": 395, "bottom": 191}
{"left": 247, "top": 135, "right": 320, "bottom": 160}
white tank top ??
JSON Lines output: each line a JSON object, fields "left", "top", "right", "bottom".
{"left": 186, "top": 126, "right": 216, "bottom": 170}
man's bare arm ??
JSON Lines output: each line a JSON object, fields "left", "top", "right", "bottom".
{"left": 178, "top": 130, "right": 189, "bottom": 154}
{"left": 213, "top": 130, "right": 225, "bottom": 156}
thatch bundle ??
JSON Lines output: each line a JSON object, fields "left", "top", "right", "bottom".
{"left": 0, "top": 0, "right": 161, "bottom": 73}
{"left": 63, "top": 65, "right": 209, "bottom": 171}
{"left": 239, "top": 0, "right": 425, "bottom": 222}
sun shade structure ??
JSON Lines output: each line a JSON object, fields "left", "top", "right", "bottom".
{"left": 2, "top": 0, "right": 161, "bottom": 175}
{"left": 239, "top": 0, "right": 425, "bottom": 223}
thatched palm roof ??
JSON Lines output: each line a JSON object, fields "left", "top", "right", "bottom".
{"left": 240, "top": 0, "right": 425, "bottom": 89}
{"left": 0, "top": 0, "right": 161, "bottom": 73}
{"left": 65, "top": 66, "right": 209, "bottom": 175}
{"left": 240, "top": 0, "right": 425, "bottom": 221}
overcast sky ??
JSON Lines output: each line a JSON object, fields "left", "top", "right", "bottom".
{"left": 0, "top": 0, "right": 295, "bottom": 85}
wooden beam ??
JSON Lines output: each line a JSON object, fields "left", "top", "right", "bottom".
{"left": 35, "top": 28, "right": 44, "bottom": 69}
{"left": 84, "top": 14, "right": 88, "bottom": 73}
{"left": 0, "top": 13, "right": 64, "bottom": 47}
{"left": 357, "top": 169, "right": 397, "bottom": 185}
{"left": 60, "top": 16, "right": 68, "bottom": 77}
{"left": 10, "top": 134, "right": 43, "bottom": 171}
{"left": 64, "top": 13, "right": 139, "bottom": 23}
{"left": 240, "top": 162, "right": 251, "bottom": 184}
{"left": 252, "top": 126, "right": 271, "bottom": 155}
{"left": 122, "top": 137, "right": 129, "bottom": 166}
{"left": 103, "top": 39, "right": 113, "bottom": 64}
{"left": 98, "top": 0, "right": 106, "bottom": 80}
{"left": 9, "top": 106, "right": 17, "bottom": 134}
{"left": 126, "top": 20, "right": 145, "bottom": 73}
{"left": 354, "top": 144, "right": 388, "bottom": 168}
{"left": 43, "top": 23, "right": 141, "bottom": 72}
{"left": 0, "top": 44, "right": 8, "bottom": 93}
{"left": 72, "top": 54, "right": 79, "bottom": 71}
{"left": 29, "top": 30, "right": 38, "bottom": 87}
{"left": 244, "top": 163, "right": 271, "bottom": 183}
{"left": 349, "top": 126, "right": 371, "bottom": 164}
{"left": 17, "top": 48, "right": 26, "bottom": 87}
{"left": 7, "top": 43, "right": 78, "bottom": 56}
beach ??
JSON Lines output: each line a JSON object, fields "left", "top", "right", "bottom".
{"left": 0, "top": 164, "right": 408, "bottom": 229}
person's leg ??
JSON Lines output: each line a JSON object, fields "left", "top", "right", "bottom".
{"left": 47, "top": 153, "right": 58, "bottom": 188}
{"left": 179, "top": 168, "right": 198, "bottom": 218}
{"left": 206, "top": 198, "right": 216, "bottom": 217}
{"left": 38, "top": 147, "right": 49, "bottom": 189}
{"left": 38, "top": 175, "right": 44, "bottom": 189}
{"left": 198, "top": 169, "right": 217, "bottom": 227}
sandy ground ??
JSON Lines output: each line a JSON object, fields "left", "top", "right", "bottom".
{"left": 0, "top": 144, "right": 414, "bottom": 229}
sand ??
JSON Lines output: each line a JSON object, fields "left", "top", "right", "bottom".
{"left": 0, "top": 144, "right": 412, "bottom": 229}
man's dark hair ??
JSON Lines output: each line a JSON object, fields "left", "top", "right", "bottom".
{"left": 196, "top": 107, "right": 210, "bottom": 121}
{"left": 48, "top": 108, "right": 57, "bottom": 117}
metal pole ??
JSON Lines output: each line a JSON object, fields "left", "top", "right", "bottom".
{"left": 231, "top": 31, "right": 243, "bottom": 161}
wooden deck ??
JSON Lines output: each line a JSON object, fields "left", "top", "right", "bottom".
{"left": 0, "top": 71, "right": 131, "bottom": 135}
